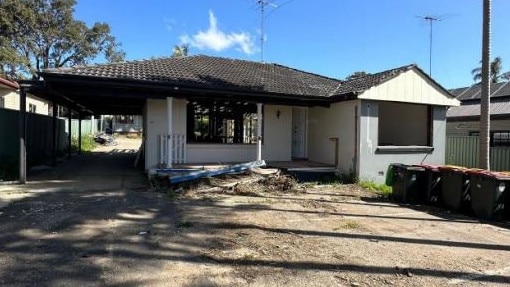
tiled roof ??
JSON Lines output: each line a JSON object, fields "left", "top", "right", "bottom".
{"left": 43, "top": 55, "right": 342, "bottom": 98}
{"left": 331, "top": 64, "right": 416, "bottom": 95}
{"left": 0, "top": 77, "right": 19, "bottom": 90}
{"left": 447, "top": 100, "right": 510, "bottom": 118}
{"left": 450, "top": 82, "right": 510, "bottom": 101}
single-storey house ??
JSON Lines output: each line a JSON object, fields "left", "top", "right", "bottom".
{"left": 447, "top": 82, "right": 510, "bottom": 146}
{"left": 1, "top": 76, "right": 49, "bottom": 115}
{"left": 30, "top": 55, "right": 458, "bottom": 183}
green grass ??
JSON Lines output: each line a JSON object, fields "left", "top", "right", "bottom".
{"left": 358, "top": 181, "right": 392, "bottom": 197}
{"left": 71, "top": 135, "right": 97, "bottom": 152}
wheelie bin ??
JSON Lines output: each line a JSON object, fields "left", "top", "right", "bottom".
{"left": 439, "top": 166, "right": 473, "bottom": 213}
{"left": 391, "top": 164, "right": 427, "bottom": 204}
{"left": 413, "top": 164, "right": 442, "bottom": 206}
{"left": 469, "top": 170, "right": 510, "bottom": 220}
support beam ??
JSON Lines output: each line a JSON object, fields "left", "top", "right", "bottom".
{"left": 166, "top": 97, "right": 173, "bottom": 168}
{"left": 78, "top": 114, "right": 82, "bottom": 155}
{"left": 19, "top": 88, "right": 27, "bottom": 184}
{"left": 257, "top": 103, "right": 263, "bottom": 161}
{"left": 52, "top": 101, "right": 58, "bottom": 166}
{"left": 67, "top": 108, "right": 72, "bottom": 159}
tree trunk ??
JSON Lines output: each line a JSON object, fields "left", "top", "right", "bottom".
{"left": 479, "top": 0, "right": 491, "bottom": 170}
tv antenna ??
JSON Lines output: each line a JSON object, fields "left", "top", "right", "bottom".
{"left": 417, "top": 15, "right": 441, "bottom": 77}
{"left": 254, "top": 0, "right": 292, "bottom": 62}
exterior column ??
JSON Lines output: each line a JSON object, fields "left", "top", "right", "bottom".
{"left": 78, "top": 114, "right": 82, "bottom": 155}
{"left": 19, "top": 88, "right": 27, "bottom": 184}
{"left": 67, "top": 108, "right": 72, "bottom": 159}
{"left": 257, "top": 103, "right": 263, "bottom": 161}
{"left": 52, "top": 101, "right": 58, "bottom": 166}
{"left": 166, "top": 97, "right": 173, "bottom": 168}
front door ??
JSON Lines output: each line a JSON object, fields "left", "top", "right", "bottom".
{"left": 292, "top": 107, "right": 307, "bottom": 159}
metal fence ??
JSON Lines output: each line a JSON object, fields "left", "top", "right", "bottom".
{"left": 0, "top": 108, "right": 67, "bottom": 177}
{"left": 446, "top": 136, "right": 510, "bottom": 171}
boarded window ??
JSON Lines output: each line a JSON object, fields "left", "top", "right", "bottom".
{"left": 378, "top": 102, "right": 431, "bottom": 146}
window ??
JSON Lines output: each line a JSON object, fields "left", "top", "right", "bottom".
{"left": 187, "top": 100, "right": 259, "bottom": 144}
{"left": 115, "top": 115, "right": 134, "bottom": 124}
{"left": 0, "top": 96, "right": 4, "bottom": 108}
{"left": 28, "top": 103, "right": 37, "bottom": 113}
{"left": 471, "top": 131, "right": 510, "bottom": 147}
{"left": 378, "top": 102, "right": 431, "bottom": 146}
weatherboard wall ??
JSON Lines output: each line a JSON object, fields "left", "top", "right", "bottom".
{"left": 358, "top": 68, "right": 459, "bottom": 107}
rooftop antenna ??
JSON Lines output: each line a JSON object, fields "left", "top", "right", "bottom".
{"left": 254, "top": 0, "right": 291, "bottom": 63}
{"left": 417, "top": 15, "right": 441, "bottom": 77}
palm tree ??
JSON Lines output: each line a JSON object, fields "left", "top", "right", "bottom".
{"left": 479, "top": 0, "right": 491, "bottom": 170}
{"left": 472, "top": 56, "right": 502, "bottom": 83}
{"left": 172, "top": 44, "right": 189, "bottom": 57}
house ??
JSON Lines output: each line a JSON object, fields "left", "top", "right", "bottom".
{"left": 30, "top": 56, "right": 458, "bottom": 183}
{"left": 447, "top": 82, "right": 510, "bottom": 146}
{"left": 0, "top": 76, "right": 49, "bottom": 115}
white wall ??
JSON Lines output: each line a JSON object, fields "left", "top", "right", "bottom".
{"left": 358, "top": 100, "right": 447, "bottom": 183}
{"left": 0, "top": 90, "right": 49, "bottom": 115}
{"left": 186, "top": 104, "right": 293, "bottom": 163}
{"left": 308, "top": 100, "right": 359, "bottom": 174}
{"left": 145, "top": 100, "right": 293, "bottom": 168}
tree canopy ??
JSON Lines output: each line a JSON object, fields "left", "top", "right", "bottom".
{"left": 471, "top": 56, "right": 506, "bottom": 83}
{"left": 345, "top": 71, "right": 368, "bottom": 81}
{"left": 0, "top": 0, "right": 125, "bottom": 80}
{"left": 172, "top": 44, "right": 189, "bottom": 57}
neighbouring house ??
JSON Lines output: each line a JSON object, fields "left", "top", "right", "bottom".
{"left": 31, "top": 56, "right": 458, "bottom": 183}
{"left": 447, "top": 82, "right": 510, "bottom": 146}
{"left": 102, "top": 115, "right": 143, "bottom": 135}
{"left": 0, "top": 77, "right": 49, "bottom": 115}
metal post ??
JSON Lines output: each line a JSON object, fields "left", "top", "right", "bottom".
{"left": 67, "top": 108, "right": 72, "bottom": 159}
{"left": 19, "top": 88, "right": 27, "bottom": 184}
{"left": 257, "top": 103, "right": 263, "bottom": 161}
{"left": 167, "top": 97, "right": 173, "bottom": 168}
{"left": 52, "top": 101, "right": 58, "bottom": 166}
{"left": 78, "top": 114, "right": 82, "bottom": 155}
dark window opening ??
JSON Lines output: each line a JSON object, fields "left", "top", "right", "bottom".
{"left": 471, "top": 131, "right": 510, "bottom": 147}
{"left": 187, "top": 100, "right": 259, "bottom": 144}
{"left": 115, "top": 115, "right": 134, "bottom": 124}
{"left": 28, "top": 103, "right": 36, "bottom": 113}
{"left": 378, "top": 102, "right": 432, "bottom": 146}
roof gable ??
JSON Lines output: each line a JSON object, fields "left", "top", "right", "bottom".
{"left": 354, "top": 66, "right": 459, "bottom": 106}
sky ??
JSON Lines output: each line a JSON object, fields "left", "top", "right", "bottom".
{"left": 74, "top": 0, "right": 510, "bottom": 89}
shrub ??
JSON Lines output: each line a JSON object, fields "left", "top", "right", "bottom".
{"left": 71, "top": 135, "right": 97, "bottom": 152}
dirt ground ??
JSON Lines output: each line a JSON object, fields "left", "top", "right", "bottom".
{"left": 0, "top": 137, "right": 510, "bottom": 286}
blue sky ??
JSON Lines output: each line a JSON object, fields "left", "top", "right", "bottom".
{"left": 74, "top": 0, "right": 510, "bottom": 89}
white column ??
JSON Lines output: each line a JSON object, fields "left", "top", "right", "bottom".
{"left": 257, "top": 103, "right": 263, "bottom": 161}
{"left": 91, "top": 115, "right": 95, "bottom": 134}
{"left": 166, "top": 97, "right": 173, "bottom": 168}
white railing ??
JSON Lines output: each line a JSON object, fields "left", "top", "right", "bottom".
{"left": 158, "top": 134, "right": 186, "bottom": 167}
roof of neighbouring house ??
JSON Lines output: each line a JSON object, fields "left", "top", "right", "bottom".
{"left": 450, "top": 81, "right": 510, "bottom": 101}
{"left": 0, "top": 77, "right": 19, "bottom": 90}
{"left": 43, "top": 55, "right": 342, "bottom": 98}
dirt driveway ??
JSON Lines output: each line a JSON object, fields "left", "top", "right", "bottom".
{"left": 1, "top": 137, "right": 510, "bottom": 286}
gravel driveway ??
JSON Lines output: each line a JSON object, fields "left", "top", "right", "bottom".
{"left": 1, "top": 137, "right": 510, "bottom": 286}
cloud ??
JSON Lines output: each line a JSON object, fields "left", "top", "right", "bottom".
{"left": 164, "top": 18, "right": 176, "bottom": 31}
{"left": 180, "top": 10, "right": 256, "bottom": 55}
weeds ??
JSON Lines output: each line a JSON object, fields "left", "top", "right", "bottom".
{"left": 358, "top": 181, "right": 392, "bottom": 197}
{"left": 71, "top": 135, "right": 96, "bottom": 152}
{"left": 334, "top": 220, "right": 362, "bottom": 230}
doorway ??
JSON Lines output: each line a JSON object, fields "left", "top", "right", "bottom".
{"left": 292, "top": 107, "right": 307, "bottom": 159}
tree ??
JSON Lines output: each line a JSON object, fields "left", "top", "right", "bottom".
{"left": 479, "top": 0, "right": 491, "bottom": 170}
{"left": 471, "top": 56, "right": 503, "bottom": 83}
{"left": 0, "top": 0, "right": 125, "bottom": 80}
{"left": 172, "top": 44, "right": 189, "bottom": 57}
{"left": 345, "top": 71, "right": 368, "bottom": 80}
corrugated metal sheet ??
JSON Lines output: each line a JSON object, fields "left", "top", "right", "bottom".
{"left": 446, "top": 136, "right": 510, "bottom": 171}
{"left": 447, "top": 100, "right": 510, "bottom": 118}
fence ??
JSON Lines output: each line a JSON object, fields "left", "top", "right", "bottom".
{"left": 0, "top": 108, "right": 67, "bottom": 179}
{"left": 446, "top": 136, "right": 510, "bottom": 171}
{"left": 158, "top": 134, "right": 186, "bottom": 167}
{"left": 63, "top": 118, "right": 100, "bottom": 137}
